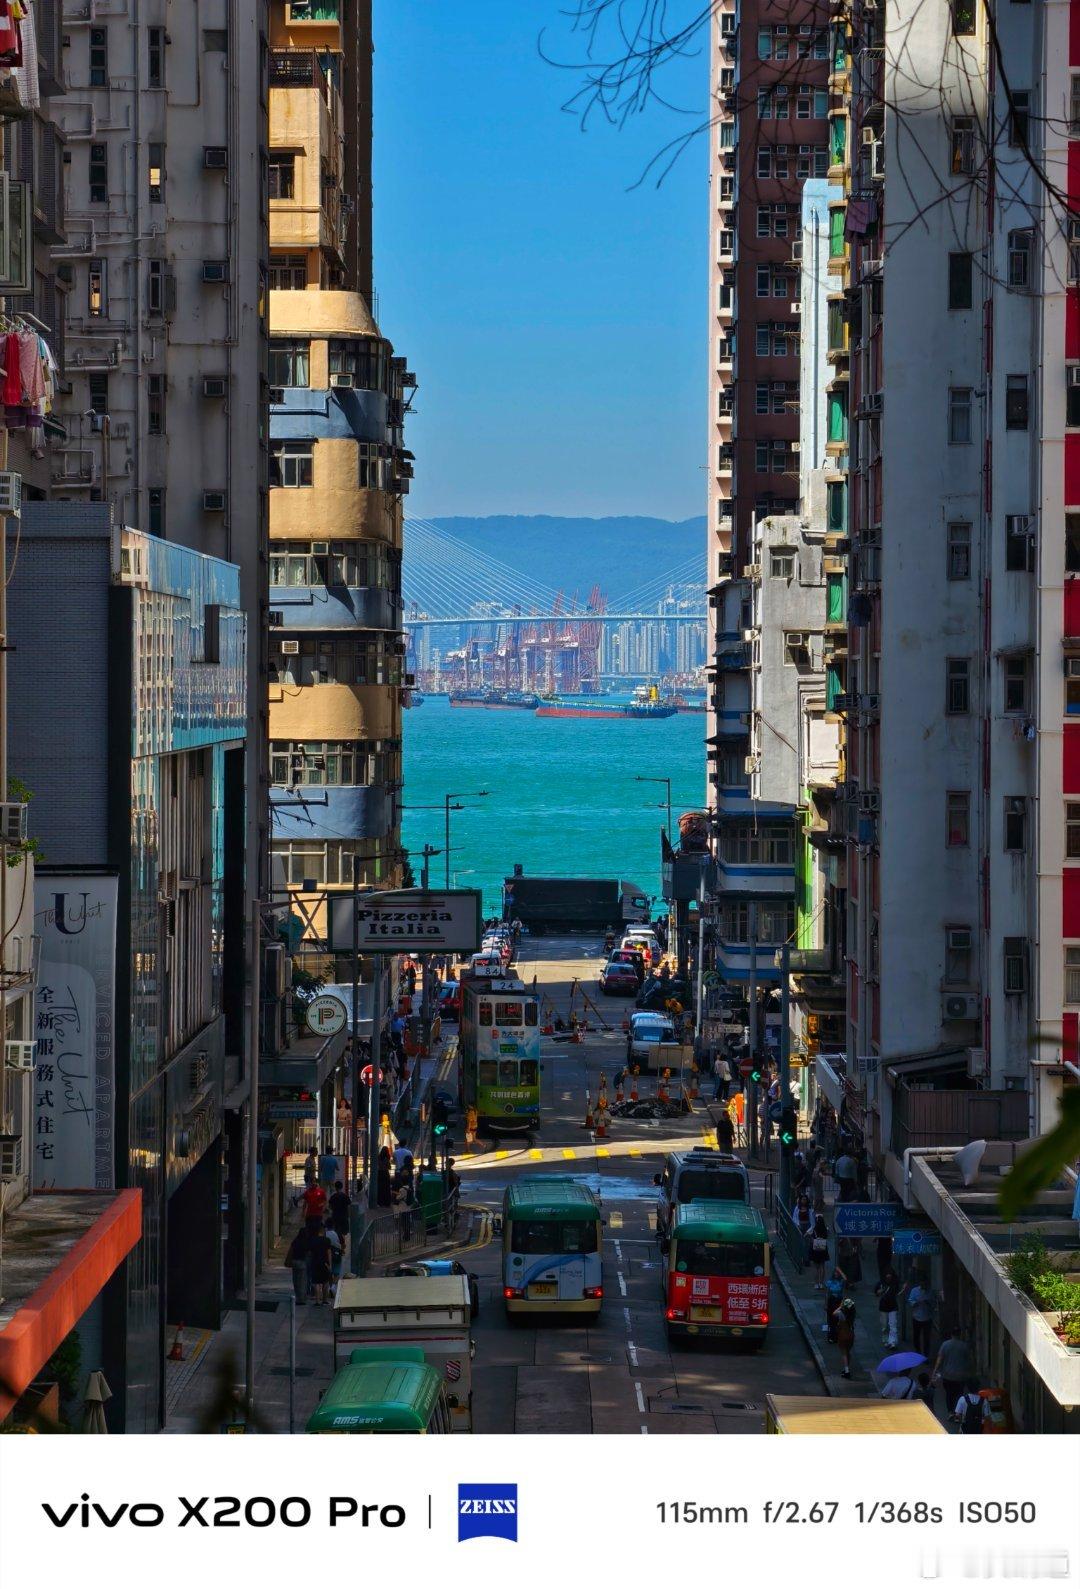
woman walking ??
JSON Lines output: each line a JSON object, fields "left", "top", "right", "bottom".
{"left": 809, "top": 1215, "right": 830, "bottom": 1290}
{"left": 835, "top": 1297, "right": 857, "bottom": 1379}
{"left": 877, "top": 1268, "right": 900, "bottom": 1347}
{"left": 824, "top": 1263, "right": 847, "bottom": 1339}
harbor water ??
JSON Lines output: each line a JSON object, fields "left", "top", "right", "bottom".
{"left": 402, "top": 694, "right": 703, "bottom": 915}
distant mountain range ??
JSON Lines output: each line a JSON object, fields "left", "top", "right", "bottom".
{"left": 407, "top": 514, "right": 706, "bottom": 604}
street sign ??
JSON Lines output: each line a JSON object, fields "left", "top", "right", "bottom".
{"left": 304, "top": 992, "right": 348, "bottom": 1037}
{"left": 739, "top": 1058, "right": 756, "bottom": 1078}
{"left": 329, "top": 888, "right": 483, "bottom": 953}
{"left": 891, "top": 1227, "right": 943, "bottom": 1256}
{"left": 265, "top": 1102, "right": 318, "bottom": 1121}
{"left": 833, "top": 1201, "right": 903, "bottom": 1237}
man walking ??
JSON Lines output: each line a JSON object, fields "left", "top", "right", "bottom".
{"left": 834, "top": 1144, "right": 858, "bottom": 1202}
{"left": 932, "top": 1324, "right": 975, "bottom": 1419}
{"left": 713, "top": 1052, "right": 731, "bottom": 1103}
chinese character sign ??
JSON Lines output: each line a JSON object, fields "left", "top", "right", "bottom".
{"left": 33, "top": 877, "right": 118, "bottom": 1190}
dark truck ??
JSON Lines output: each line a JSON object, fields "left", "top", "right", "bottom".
{"left": 503, "top": 875, "right": 650, "bottom": 934}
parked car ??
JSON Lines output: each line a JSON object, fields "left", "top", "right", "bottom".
{"left": 626, "top": 1010, "right": 678, "bottom": 1070}
{"left": 599, "top": 959, "right": 640, "bottom": 996}
{"left": 653, "top": 1147, "right": 750, "bottom": 1242}
{"left": 622, "top": 930, "right": 661, "bottom": 967}
{"left": 438, "top": 980, "right": 461, "bottom": 1020}
{"left": 636, "top": 974, "right": 693, "bottom": 1011}
{"left": 392, "top": 1257, "right": 480, "bottom": 1320}
{"left": 607, "top": 947, "right": 646, "bottom": 985}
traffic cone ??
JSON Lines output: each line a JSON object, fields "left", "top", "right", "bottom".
{"left": 573, "top": 1026, "right": 584, "bottom": 1044}
{"left": 688, "top": 1065, "right": 700, "bottom": 1100}
{"left": 542, "top": 1022, "right": 554, "bottom": 1036}
{"left": 615, "top": 1078, "right": 624, "bottom": 1104}
{"left": 629, "top": 1068, "right": 639, "bottom": 1102}
{"left": 168, "top": 1324, "right": 185, "bottom": 1362}
{"left": 621, "top": 1015, "right": 630, "bottom": 1033}
{"left": 595, "top": 1106, "right": 608, "bottom": 1139}
{"left": 658, "top": 1069, "right": 670, "bottom": 1103}
{"left": 583, "top": 1090, "right": 594, "bottom": 1129}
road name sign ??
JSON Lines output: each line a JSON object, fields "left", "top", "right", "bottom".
{"left": 833, "top": 1201, "right": 903, "bottom": 1237}
{"left": 891, "top": 1227, "right": 943, "bottom": 1256}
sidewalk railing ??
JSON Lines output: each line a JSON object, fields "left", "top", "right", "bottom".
{"left": 351, "top": 1192, "right": 460, "bottom": 1276}
{"left": 774, "top": 1199, "right": 808, "bottom": 1274}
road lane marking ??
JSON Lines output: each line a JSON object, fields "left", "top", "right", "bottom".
{"left": 613, "top": 1240, "right": 622, "bottom": 1262}
{"left": 495, "top": 1150, "right": 509, "bottom": 1160}
{"left": 635, "top": 1382, "right": 645, "bottom": 1415}
{"left": 596, "top": 1146, "right": 610, "bottom": 1159}
{"left": 627, "top": 1341, "right": 639, "bottom": 1368}
{"left": 528, "top": 1148, "right": 542, "bottom": 1160}
{"left": 617, "top": 1272, "right": 627, "bottom": 1296}
{"left": 561, "top": 1148, "right": 576, "bottom": 1160}
{"left": 628, "top": 1148, "right": 641, "bottom": 1159}
{"left": 622, "top": 1306, "right": 632, "bottom": 1329}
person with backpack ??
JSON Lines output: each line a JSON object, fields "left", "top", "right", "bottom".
{"left": 954, "top": 1378, "right": 985, "bottom": 1433}
{"left": 809, "top": 1215, "right": 830, "bottom": 1289}
{"left": 880, "top": 1369, "right": 919, "bottom": 1400}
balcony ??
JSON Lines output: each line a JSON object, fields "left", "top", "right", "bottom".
{"left": 716, "top": 404, "right": 734, "bottom": 436}
{"left": 891, "top": 1081, "right": 1029, "bottom": 1157}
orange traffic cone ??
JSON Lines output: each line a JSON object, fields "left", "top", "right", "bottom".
{"left": 583, "top": 1090, "right": 594, "bottom": 1129}
{"left": 615, "top": 1079, "right": 624, "bottom": 1104}
{"left": 629, "top": 1068, "right": 639, "bottom": 1102}
{"left": 658, "top": 1068, "right": 670, "bottom": 1103}
{"left": 168, "top": 1324, "right": 185, "bottom": 1362}
{"left": 595, "top": 1109, "right": 608, "bottom": 1139}
{"left": 573, "top": 1026, "right": 584, "bottom": 1044}
{"left": 688, "top": 1066, "right": 700, "bottom": 1100}
{"left": 621, "top": 1015, "right": 630, "bottom": 1033}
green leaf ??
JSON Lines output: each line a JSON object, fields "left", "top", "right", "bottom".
{"left": 998, "top": 1091, "right": 1080, "bottom": 1220}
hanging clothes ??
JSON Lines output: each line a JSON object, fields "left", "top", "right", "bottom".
{"left": 2, "top": 332, "right": 22, "bottom": 407}
{"left": 18, "top": 330, "right": 45, "bottom": 404}
{"left": 11, "top": 0, "right": 37, "bottom": 108}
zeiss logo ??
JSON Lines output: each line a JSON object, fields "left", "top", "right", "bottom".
{"left": 457, "top": 1484, "right": 518, "bottom": 1543}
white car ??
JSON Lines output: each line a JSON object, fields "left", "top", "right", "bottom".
{"left": 626, "top": 1010, "right": 677, "bottom": 1070}
{"left": 482, "top": 936, "right": 513, "bottom": 966}
{"left": 622, "top": 931, "right": 661, "bottom": 967}
{"left": 468, "top": 952, "right": 504, "bottom": 979}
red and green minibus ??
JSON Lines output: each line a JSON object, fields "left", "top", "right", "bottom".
{"left": 660, "top": 1200, "right": 770, "bottom": 1343}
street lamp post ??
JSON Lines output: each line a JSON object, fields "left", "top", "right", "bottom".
{"left": 444, "top": 790, "right": 490, "bottom": 890}
{"left": 635, "top": 774, "right": 673, "bottom": 840}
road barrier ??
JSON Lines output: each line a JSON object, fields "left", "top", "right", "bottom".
{"left": 352, "top": 1191, "right": 461, "bottom": 1276}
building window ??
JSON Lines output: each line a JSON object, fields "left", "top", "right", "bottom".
{"left": 1008, "top": 89, "right": 1030, "bottom": 145}
{"left": 149, "top": 142, "right": 165, "bottom": 202}
{"left": 774, "top": 149, "right": 789, "bottom": 178}
{"left": 946, "top": 657, "right": 970, "bottom": 714}
{"left": 796, "top": 96, "right": 811, "bottom": 119}
{"left": 756, "top": 266, "right": 770, "bottom": 297}
{"left": 755, "top": 325, "right": 770, "bottom": 357}
{"left": 772, "top": 274, "right": 788, "bottom": 298}
{"left": 1071, "top": 76, "right": 1080, "bottom": 137}
{"left": 268, "top": 339, "right": 310, "bottom": 388}
{"left": 950, "top": 116, "right": 976, "bottom": 174}
{"left": 203, "top": 27, "right": 228, "bottom": 50}
{"left": 1003, "top": 796, "right": 1028, "bottom": 852}
{"left": 755, "top": 442, "right": 769, "bottom": 472}
{"left": 1066, "top": 946, "right": 1080, "bottom": 1003}
{"left": 948, "top": 386, "right": 973, "bottom": 444}
{"left": 755, "top": 383, "right": 769, "bottom": 414}
{"left": 757, "top": 149, "right": 772, "bottom": 178}
{"left": 1067, "top": 803, "right": 1080, "bottom": 859}
{"left": 269, "top": 254, "right": 308, "bottom": 291}
{"left": 946, "top": 521, "right": 971, "bottom": 580}
{"left": 148, "top": 26, "right": 165, "bottom": 87}
{"left": 1069, "top": 218, "right": 1080, "bottom": 285}
{"left": 948, "top": 251, "right": 973, "bottom": 309}
{"left": 269, "top": 634, "right": 403, "bottom": 688}
{"left": 269, "top": 153, "right": 296, "bottom": 199}
{"left": 719, "top": 825, "right": 795, "bottom": 866}
{"left": 1003, "top": 655, "right": 1029, "bottom": 713}
{"left": 87, "top": 372, "right": 109, "bottom": 415}
{"left": 1067, "top": 514, "right": 1080, "bottom": 573}
{"left": 88, "top": 258, "right": 106, "bottom": 317}
{"left": 944, "top": 927, "right": 973, "bottom": 986}
{"left": 147, "top": 374, "right": 165, "bottom": 435}
{"left": 770, "top": 549, "right": 796, "bottom": 578}
{"left": 358, "top": 442, "right": 389, "bottom": 490}
{"left": 946, "top": 790, "right": 970, "bottom": 846}
{"left": 951, "top": 0, "right": 976, "bottom": 31}
{"left": 1068, "top": 368, "right": 1080, "bottom": 428}
{"left": 757, "top": 206, "right": 771, "bottom": 238}
{"left": 270, "top": 539, "right": 400, "bottom": 590}
{"left": 1003, "top": 937, "right": 1027, "bottom": 994}
{"left": 89, "top": 143, "right": 107, "bottom": 204}
{"left": 269, "top": 440, "right": 314, "bottom": 488}
{"left": 270, "top": 739, "right": 402, "bottom": 789}
{"left": 1007, "top": 228, "right": 1032, "bottom": 288}
{"left": 147, "top": 258, "right": 166, "bottom": 314}
{"left": 1005, "top": 374, "right": 1030, "bottom": 430}
{"left": 89, "top": 26, "right": 108, "bottom": 85}
{"left": 1005, "top": 514, "right": 1034, "bottom": 572}
{"left": 814, "top": 149, "right": 829, "bottom": 177}
{"left": 148, "top": 487, "right": 165, "bottom": 538}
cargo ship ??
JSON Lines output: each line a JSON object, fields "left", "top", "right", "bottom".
{"left": 449, "top": 688, "right": 540, "bottom": 710}
{"left": 536, "top": 685, "right": 677, "bottom": 721}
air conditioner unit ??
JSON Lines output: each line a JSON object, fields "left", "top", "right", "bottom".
{"left": 201, "top": 260, "right": 228, "bottom": 283}
{"left": 0, "top": 803, "right": 27, "bottom": 844}
{"left": 742, "top": 563, "right": 761, "bottom": 578}
{"left": 1069, "top": 368, "right": 1080, "bottom": 389}
{"left": 281, "top": 639, "right": 300, "bottom": 655}
{"left": 0, "top": 1134, "right": 24, "bottom": 1181}
{"left": 861, "top": 127, "right": 877, "bottom": 147}
{"left": 0, "top": 471, "right": 22, "bottom": 516}
{"left": 866, "top": 391, "right": 883, "bottom": 414}
{"left": 4, "top": 1040, "right": 34, "bottom": 1069}
{"left": 966, "top": 1045, "right": 987, "bottom": 1078}
{"left": 203, "top": 146, "right": 228, "bottom": 169}
{"left": 833, "top": 693, "right": 855, "bottom": 713}
{"left": 786, "top": 631, "right": 810, "bottom": 648}
{"left": 942, "top": 992, "right": 979, "bottom": 1021}
{"left": 329, "top": 372, "right": 354, "bottom": 387}
{"left": 264, "top": 942, "right": 288, "bottom": 998}
{"left": 202, "top": 376, "right": 227, "bottom": 398}
{"left": 744, "top": 754, "right": 760, "bottom": 774}
{"left": 870, "top": 141, "right": 885, "bottom": 181}
{"left": 947, "top": 928, "right": 972, "bottom": 951}
{"left": 202, "top": 490, "right": 226, "bottom": 512}
{"left": 791, "top": 301, "right": 802, "bottom": 314}
{"left": 858, "top": 790, "right": 880, "bottom": 813}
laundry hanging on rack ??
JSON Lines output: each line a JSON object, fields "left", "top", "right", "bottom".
{"left": 0, "top": 320, "right": 59, "bottom": 454}
{"left": 0, "top": 0, "right": 25, "bottom": 67}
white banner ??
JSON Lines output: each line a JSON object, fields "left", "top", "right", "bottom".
{"left": 32, "top": 875, "right": 118, "bottom": 1190}
{"left": 329, "top": 889, "right": 483, "bottom": 953}
{"left": 0, "top": 1435, "right": 1076, "bottom": 1589}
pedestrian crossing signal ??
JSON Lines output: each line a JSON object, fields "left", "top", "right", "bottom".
{"left": 779, "top": 1104, "right": 797, "bottom": 1155}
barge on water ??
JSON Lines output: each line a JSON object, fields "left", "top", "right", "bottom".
{"left": 449, "top": 689, "right": 540, "bottom": 710}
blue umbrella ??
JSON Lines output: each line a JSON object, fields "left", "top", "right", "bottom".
{"left": 877, "top": 1351, "right": 926, "bottom": 1374}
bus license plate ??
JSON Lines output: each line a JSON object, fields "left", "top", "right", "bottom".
{"left": 690, "top": 1305, "right": 721, "bottom": 1322}
{"left": 527, "top": 1282, "right": 557, "bottom": 1297}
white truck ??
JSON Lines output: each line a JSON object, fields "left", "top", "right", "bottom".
{"left": 332, "top": 1274, "right": 474, "bottom": 1431}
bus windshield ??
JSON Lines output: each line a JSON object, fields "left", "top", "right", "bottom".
{"left": 674, "top": 1240, "right": 765, "bottom": 1277}
{"left": 511, "top": 1219, "right": 599, "bottom": 1255}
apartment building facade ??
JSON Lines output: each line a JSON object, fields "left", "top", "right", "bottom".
{"left": 267, "top": 0, "right": 412, "bottom": 949}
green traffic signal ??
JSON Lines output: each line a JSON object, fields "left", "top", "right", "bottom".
{"left": 779, "top": 1104, "right": 797, "bottom": 1154}
{"left": 433, "top": 1121, "right": 448, "bottom": 1137}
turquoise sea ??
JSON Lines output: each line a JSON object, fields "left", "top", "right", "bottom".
{"left": 402, "top": 695, "right": 704, "bottom": 915}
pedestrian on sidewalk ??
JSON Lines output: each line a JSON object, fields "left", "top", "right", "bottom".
{"left": 792, "top": 1193, "right": 814, "bottom": 1249}
{"left": 301, "top": 1178, "right": 327, "bottom": 1227}
{"left": 902, "top": 1271, "right": 937, "bottom": 1358}
{"left": 328, "top": 1180, "right": 351, "bottom": 1242}
{"left": 837, "top": 1234, "right": 863, "bottom": 1285}
{"left": 286, "top": 1226, "right": 311, "bottom": 1306}
{"left": 325, "top": 1224, "right": 343, "bottom": 1297}
{"left": 712, "top": 1053, "right": 730, "bottom": 1102}
{"left": 824, "top": 1264, "right": 847, "bottom": 1337}
{"left": 834, "top": 1145, "right": 857, "bottom": 1202}
{"left": 318, "top": 1145, "right": 339, "bottom": 1191}
{"left": 834, "top": 1297, "right": 857, "bottom": 1379}
{"left": 376, "top": 1145, "right": 393, "bottom": 1208}
{"left": 811, "top": 1153, "right": 828, "bottom": 1212}
{"left": 874, "top": 1236, "right": 893, "bottom": 1287}
{"left": 877, "top": 1268, "right": 900, "bottom": 1347}
{"left": 809, "top": 1215, "right": 830, "bottom": 1288}
{"left": 302, "top": 1148, "right": 318, "bottom": 1189}
{"left": 716, "top": 1108, "right": 736, "bottom": 1153}
{"left": 932, "top": 1325, "right": 975, "bottom": 1419}
{"left": 308, "top": 1222, "right": 333, "bottom": 1305}
{"left": 955, "top": 1379, "right": 985, "bottom": 1433}
{"left": 915, "top": 1372, "right": 935, "bottom": 1409}
{"left": 880, "top": 1369, "right": 919, "bottom": 1400}
{"left": 792, "top": 1151, "right": 810, "bottom": 1199}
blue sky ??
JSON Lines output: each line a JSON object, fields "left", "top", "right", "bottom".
{"left": 373, "top": 0, "right": 707, "bottom": 520}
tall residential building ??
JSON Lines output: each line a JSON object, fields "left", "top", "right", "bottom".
{"left": 806, "top": 0, "right": 1080, "bottom": 1430}
{"left": 266, "top": 1, "right": 412, "bottom": 954}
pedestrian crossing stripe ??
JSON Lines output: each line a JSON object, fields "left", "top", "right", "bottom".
{"left": 495, "top": 1150, "right": 509, "bottom": 1160}
{"left": 561, "top": 1148, "right": 576, "bottom": 1159}
{"left": 529, "top": 1148, "right": 542, "bottom": 1160}
{"left": 596, "top": 1146, "right": 610, "bottom": 1158}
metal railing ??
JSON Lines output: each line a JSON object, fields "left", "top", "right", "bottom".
{"left": 774, "top": 1198, "right": 808, "bottom": 1274}
{"left": 352, "top": 1191, "right": 460, "bottom": 1276}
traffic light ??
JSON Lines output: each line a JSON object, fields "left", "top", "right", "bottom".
{"left": 750, "top": 1055, "right": 766, "bottom": 1085}
{"left": 432, "top": 1096, "right": 450, "bottom": 1138}
{"left": 779, "top": 1104, "right": 797, "bottom": 1156}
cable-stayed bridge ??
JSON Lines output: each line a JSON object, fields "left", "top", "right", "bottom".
{"left": 402, "top": 517, "right": 706, "bottom": 628}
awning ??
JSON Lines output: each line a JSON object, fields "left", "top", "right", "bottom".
{"left": 814, "top": 1053, "right": 847, "bottom": 1111}
{"left": 0, "top": 1190, "right": 142, "bottom": 1421}
{"left": 258, "top": 1024, "right": 349, "bottom": 1092}
{"left": 885, "top": 1048, "right": 969, "bottom": 1085}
